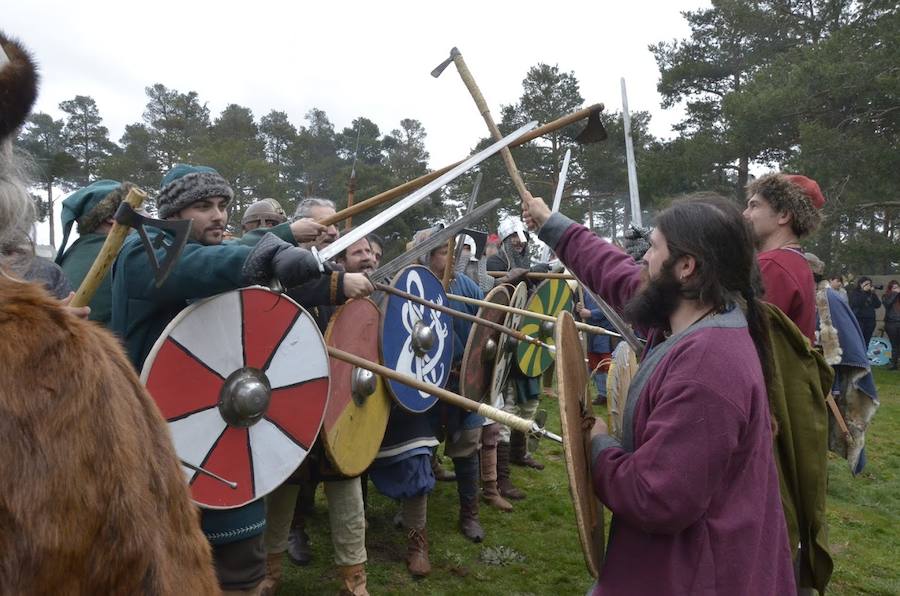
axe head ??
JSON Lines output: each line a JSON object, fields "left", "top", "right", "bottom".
{"left": 431, "top": 46, "right": 461, "bottom": 78}
{"left": 114, "top": 202, "right": 191, "bottom": 287}
{"left": 574, "top": 107, "right": 608, "bottom": 144}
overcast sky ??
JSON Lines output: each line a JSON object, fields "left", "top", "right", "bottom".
{"left": 8, "top": 0, "right": 710, "bottom": 246}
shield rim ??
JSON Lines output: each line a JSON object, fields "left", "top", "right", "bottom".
{"left": 379, "top": 264, "right": 453, "bottom": 413}
{"left": 459, "top": 283, "right": 511, "bottom": 403}
{"left": 516, "top": 278, "right": 574, "bottom": 377}
{"left": 489, "top": 282, "right": 528, "bottom": 406}
{"left": 322, "top": 297, "right": 392, "bottom": 476}
{"left": 140, "top": 286, "right": 330, "bottom": 509}
{"left": 555, "top": 309, "right": 604, "bottom": 578}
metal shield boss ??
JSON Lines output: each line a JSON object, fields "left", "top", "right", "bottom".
{"left": 141, "top": 287, "right": 330, "bottom": 509}
{"left": 555, "top": 310, "right": 604, "bottom": 578}
{"left": 380, "top": 265, "right": 453, "bottom": 413}
{"left": 323, "top": 298, "right": 391, "bottom": 476}
{"left": 460, "top": 284, "right": 510, "bottom": 403}
{"left": 516, "top": 278, "right": 574, "bottom": 377}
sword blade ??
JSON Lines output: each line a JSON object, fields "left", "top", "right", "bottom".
{"left": 452, "top": 172, "right": 483, "bottom": 267}
{"left": 317, "top": 121, "right": 537, "bottom": 263}
{"left": 370, "top": 198, "right": 501, "bottom": 284}
{"left": 542, "top": 148, "right": 571, "bottom": 262}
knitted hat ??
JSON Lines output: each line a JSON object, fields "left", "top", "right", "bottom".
{"left": 0, "top": 31, "right": 39, "bottom": 143}
{"left": 56, "top": 179, "right": 133, "bottom": 262}
{"left": 157, "top": 164, "right": 233, "bottom": 219}
{"left": 785, "top": 174, "right": 826, "bottom": 209}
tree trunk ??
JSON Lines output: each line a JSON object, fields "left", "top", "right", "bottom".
{"left": 46, "top": 181, "right": 55, "bottom": 249}
{"left": 736, "top": 155, "right": 749, "bottom": 197}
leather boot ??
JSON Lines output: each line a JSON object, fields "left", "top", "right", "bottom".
{"left": 431, "top": 453, "right": 456, "bottom": 481}
{"left": 337, "top": 563, "right": 369, "bottom": 596}
{"left": 257, "top": 552, "right": 283, "bottom": 595}
{"left": 458, "top": 495, "right": 485, "bottom": 542}
{"left": 510, "top": 429, "right": 544, "bottom": 470}
{"left": 480, "top": 443, "right": 513, "bottom": 511}
{"left": 405, "top": 527, "right": 431, "bottom": 578}
{"left": 497, "top": 442, "right": 525, "bottom": 500}
{"left": 287, "top": 520, "right": 312, "bottom": 566}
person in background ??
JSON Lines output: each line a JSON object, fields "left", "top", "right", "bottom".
{"left": 849, "top": 276, "right": 882, "bottom": 348}
{"left": 881, "top": 280, "right": 900, "bottom": 370}
{"left": 828, "top": 275, "right": 848, "bottom": 302}
{"left": 576, "top": 292, "right": 615, "bottom": 406}
{"left": 367, "top": 233, "right": 384, "bottom": 269}
{"left": 241, "top": 198, "right": 287, "bottom": 233}
{"left": 56, "top": 180, "right": 134, "bottom": 326}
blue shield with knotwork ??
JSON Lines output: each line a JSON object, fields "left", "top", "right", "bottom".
{"left": 380, "top": 265, "right": 453, "bottom": 413}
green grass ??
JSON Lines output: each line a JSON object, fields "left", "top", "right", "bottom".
{"left": 280, "top": 369, "right": 900, "bottom": 595}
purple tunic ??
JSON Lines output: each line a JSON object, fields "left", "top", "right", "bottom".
{"left": 540, "top": 214, "right": 796, "bottom": 596}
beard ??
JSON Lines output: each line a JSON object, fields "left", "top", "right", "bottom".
{"left": 623, "top": 263, "right": 683, "bottom": 331}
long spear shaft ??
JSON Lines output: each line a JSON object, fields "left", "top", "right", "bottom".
{"left": 446, "top": 292, "right": 619, "bottom": 338}
{"left": 327, "top": 346, "right": 561, "bottom": 442}
{"left": 373, "top": 282, "right": 555, "bottom": 351}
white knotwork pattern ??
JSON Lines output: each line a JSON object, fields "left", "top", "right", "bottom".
{"left": 396, "top": 270, "right": 449, "bottom": 399}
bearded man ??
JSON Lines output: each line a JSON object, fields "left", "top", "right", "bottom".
{"left": 523, "top": 192, "right": 795, "bottom": 595}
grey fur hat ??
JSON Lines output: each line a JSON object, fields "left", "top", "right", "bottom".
{"left": 156, "top": 164, "right": 234, "bottom": 219}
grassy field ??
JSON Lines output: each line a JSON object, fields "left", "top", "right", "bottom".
{"left": 280, "top": 368, "right": 900, "bottom": 595}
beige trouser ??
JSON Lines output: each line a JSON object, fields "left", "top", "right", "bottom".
{"left": 263, "top": 478, "right": 367, "bottom": 566}
{"left": 497, "top": 383, "right": 540, "bottom": 443}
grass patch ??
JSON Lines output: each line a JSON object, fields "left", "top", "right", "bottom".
{"left": 280, "top": 369, "right": 900, "bottom": 594}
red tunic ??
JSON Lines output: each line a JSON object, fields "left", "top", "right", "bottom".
{"left": 758, "top": 248, "right": 816, "bottom": 343}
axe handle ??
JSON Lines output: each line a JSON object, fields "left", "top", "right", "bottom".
{"left": 327, "top": 345, "right": 551, "bottom": 438}
{"left": 319, "top": 104, "right": 604, "bottom": 228}
{"left": 825, "top": 393, "right": 853, "bottom": 445}
{"left": 451, "top": 52, "right": 530, "bottom": 203}
{"left": 71, "top": 188, "right": 148, "bottom": 308}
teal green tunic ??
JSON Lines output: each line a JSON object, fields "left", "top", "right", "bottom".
{"left": 59, "top": 233, "right": 112, "bottom": 326}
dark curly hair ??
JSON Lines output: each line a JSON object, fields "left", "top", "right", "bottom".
{"left": 746, "top": 173, "right": 822, "bottom": 238}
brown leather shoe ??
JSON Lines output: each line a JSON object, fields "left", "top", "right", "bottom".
{"left": 406, "top": 527, "right": 431, "bottom": 578}
{"left": 497, "top": 442, "right": 526, "bottom": 500}
{"left": 431, "top": 454, "right": 456, "bottom": 482}
{"left": 337, "top": 563, "right": 370, "bottom": 596}
{"left": 458, "top": 496, "right": 485, "bottom": 542}
{"left": 482, "top": 480, "right": 514, "bottom": 512}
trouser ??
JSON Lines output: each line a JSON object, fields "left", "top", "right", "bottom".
{"left": 885, "top": 322, "right": 900, "bottom": 367}
{"left": 480, "top": 423, "right": 500, "bottom": 482}
{"left": 213, "top": 534, "right": 267, "bottom": 591}
{"left": 264, "top": 479, "right": 367, "bottom": 566}
{"left": 498, "top": 383, "right": 540, "bottom": 444}
{"left": 444, "top": 425, "right": 482, "bottom": 458}
{"left": 453, "top": 453, "right": 479, "bottom": 500}
{"left": 324, "top": 478, "right": 367, "bottom": 566}
{"left": 859, "top": 318, "right": 876, "bottom": 350}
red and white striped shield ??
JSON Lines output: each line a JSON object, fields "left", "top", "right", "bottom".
{"left": 141, "top": 287, "right": 330, "bottom": 509}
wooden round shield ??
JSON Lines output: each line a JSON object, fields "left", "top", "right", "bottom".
{"left": 555, "top": 310, "right": 604, "bottom": 578}
{"left": 516, "top": 278, "right": 574, "bottom": 377}
{"left": 489, "top": 282, "right": 528, "bottom": 408}
{"left": 323, "top": 298, "right": 391, "bottom": 476}
{"left": 380, "top": 265, "right": 453, "bottom": 413}
{"left": 141, "top": 287, "right": 330, "bottom": 509}
{"left": 460, "top": 284, "right": 510, "bottom": 403}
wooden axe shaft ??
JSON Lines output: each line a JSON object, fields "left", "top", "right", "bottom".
{"left": 451, "top": 52, "right": 530, "bottom": 203}
{"left": 320, "top": 104, "right": 603, "bottom": 227}
{"left": 71, "top": 188, "right": 148, "bottom": 308}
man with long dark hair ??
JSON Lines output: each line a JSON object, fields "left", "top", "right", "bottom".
{"left": 523, "top": 192, "right": 795, "bottom": 595}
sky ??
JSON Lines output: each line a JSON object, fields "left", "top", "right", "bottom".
{"left": 7, "top": 0, "right": 710, "bottom": 247}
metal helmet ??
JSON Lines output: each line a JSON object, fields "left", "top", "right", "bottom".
{"left": 242, "top": 199, "right": 287, "bottom": 228}
{"left": 456, "top": 234, "right": 478, "bottom": 262}
{"left": 498, "top": 216, "right": 527, "bottom": 243}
